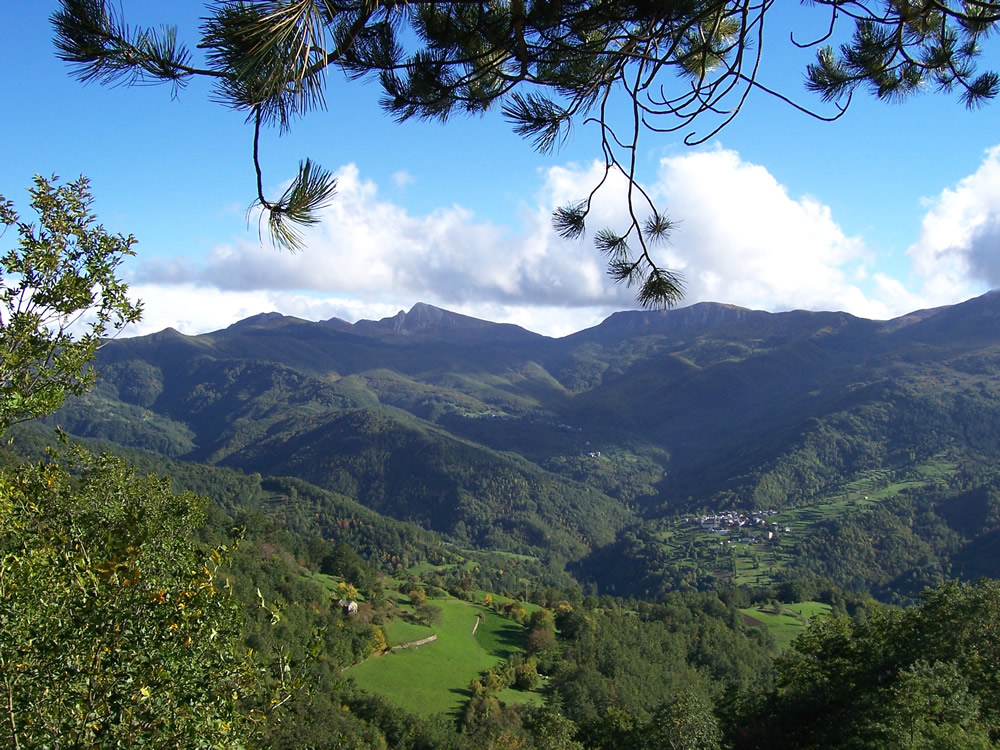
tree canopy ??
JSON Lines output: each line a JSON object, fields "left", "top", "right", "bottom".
{"left": 741, "top": 579, "right": 1000, "bottom": 748}
{"left": 51, "top": 0, "right": 1000, "bottom": 308}
{"left": 0, "top": 175, "right": 141, "bottom": 432}
{"left": 0, "top": 448, "right": 270, "bottom": 748}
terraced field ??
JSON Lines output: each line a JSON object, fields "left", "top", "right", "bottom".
{"left": 658, "top": 459, "right": 957, "bottom": 587}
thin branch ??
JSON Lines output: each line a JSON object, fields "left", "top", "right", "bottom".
{"left": 252, "top": 106, "right": 271, "bottom": 211}
{"left": 2, "top": 667, "right": 19, "bottom": 750}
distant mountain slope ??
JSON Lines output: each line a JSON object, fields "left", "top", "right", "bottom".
{"left": 50, "top": 294, "right": 1000, "bottom": 585}
{"left": 52, "top": 305, "right": 631, "bottom": 560}
{"left": 221, "top": 404, "right": 628, "bottom": 559}
{"left": 353, "top": 301, "right": 545, "bottom": 342}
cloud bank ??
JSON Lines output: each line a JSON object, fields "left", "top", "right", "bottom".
{"left": 127, "top": 147, "right": 994, "bottom": 337}
{"left": 907, "top": 145, "right": 1000, "bottom": 301}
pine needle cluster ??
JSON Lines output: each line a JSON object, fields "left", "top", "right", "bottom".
{"left": 51, "top": 0, "right": 1000, "bottom": 307}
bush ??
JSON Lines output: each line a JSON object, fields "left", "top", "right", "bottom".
{"left": 514, "top": 662, "right": 540, "bottom": 691}
{"left": 0, "top": 448, "right": 270, "bottom": 748}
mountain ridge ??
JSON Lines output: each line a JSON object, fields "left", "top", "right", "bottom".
{"left": 123, "top": 295, "right": 979, "bottom": 353}
{"left": 54, "top": 291, "right": 1000, "bottom": 596}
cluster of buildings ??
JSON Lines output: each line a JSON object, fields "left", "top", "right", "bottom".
{"left": 689, "top": 510, "right": 791, "bottom": 543}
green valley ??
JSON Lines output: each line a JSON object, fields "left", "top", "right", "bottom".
{"left": 11, "top": 294, "right": 1000, "bottom": 748}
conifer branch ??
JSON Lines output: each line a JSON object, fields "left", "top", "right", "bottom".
{"left": 51, "top": 0, "right": 1000, "bottom": 304}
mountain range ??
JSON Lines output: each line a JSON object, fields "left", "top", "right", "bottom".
{"left": 42, "top": 293, "right": 1000, "bottom": 595}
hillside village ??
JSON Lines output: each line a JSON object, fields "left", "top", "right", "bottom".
{"left": 689, "top": 510, "right": 790, "bottom": 543}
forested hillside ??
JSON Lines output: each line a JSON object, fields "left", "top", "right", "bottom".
{"left": 43, "top": 293, "right": 1000, "bottom": 599}
{"left": 14, "top": 0, "right": 1000, "bottom": 743}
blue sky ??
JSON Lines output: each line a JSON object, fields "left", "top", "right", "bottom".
{"left": 3, "top": 1, "right": 999, "bottom": 337}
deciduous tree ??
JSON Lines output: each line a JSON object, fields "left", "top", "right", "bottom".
{"left": 748, "top": 580, "right": 1000, "bottom": 748}
{"left": 641, "top": 691, "right": 722, "bottom": 750}
{"left": 0, "top": 175, "right": 141, "bottom": 432}
{"left": 0, "top": 448, "right": 270, "bottom": 748}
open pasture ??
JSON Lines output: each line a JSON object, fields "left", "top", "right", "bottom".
{"left": 349, "top": 597, "right": 525, "bottom": 717}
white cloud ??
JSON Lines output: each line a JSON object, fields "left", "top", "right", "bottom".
{"left": 650, "top": 147, "right": 873, "bottom": 314}
{"left": 134, "top": 162, "right": 635, "bottom": 313}
{"left": 128, "top": 149, "right": 989, "bottom": 337}
{"left": 392, "top": 169, "right": 415, "bottom": 188}
{"left": 906, "top": 145, "right": 1000, "bottom": 302}
{"left": 123, "top": 284, "right": 405, "bottom": 337}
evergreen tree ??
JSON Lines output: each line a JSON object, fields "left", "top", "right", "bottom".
{"left": 52, "top": 1, "right": 998, "bottom": 307}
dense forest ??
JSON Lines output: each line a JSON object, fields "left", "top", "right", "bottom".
{"left": 44, "top": 294, "right": 1000, "bottom": 599}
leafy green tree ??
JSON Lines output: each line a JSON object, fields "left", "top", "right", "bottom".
{"left": 0, "top": 175, "right": 141, "bottom": 432}
{"left": 0, "top": 447, "right": 271, "bottom": 748}
{"left": 526, "top": 607, "right": 555, "bottom": 631}
{"left": 641, "top": 691, "right": 722, "bottom": 750}
{"left": 0, "top": 175, "right": 283, "bottom": 747}
{"left": 53, "top": 1, "right": 998, "bottom": 307}
{"left": 525, "top": 705, "right": 584, "bottom": 750}
{"left": 746, "top": 580, "right": 1000, "bottom": 748}
{"left": 872, "top": 660, "right": 992, "bottom": 749}
{"left": 579, "top": 706, "right": 638, "bottom": 750}
{"left": 513, "top": 660, "right": 540, "bottom": 691}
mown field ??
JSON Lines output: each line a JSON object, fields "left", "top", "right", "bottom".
{"left": 740, "top": 601, "right": 833, "bottom": 650}
{"left": 348, "top": 597, "right": 528, "bottom": 717}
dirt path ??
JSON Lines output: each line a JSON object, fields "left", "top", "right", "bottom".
{"left": 390, "top": 634, "right": 438, "bottom": 651}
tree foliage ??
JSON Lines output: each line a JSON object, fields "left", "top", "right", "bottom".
{"left": 0, "top": 447, "right": 269, "bottom": 748}
{"left": 54, "top": 1, "right": 999, "bottom": 307}
{"left": 0, "top": 175, "right": 141, "bottom": 433}
{"left": 737, "top": 579, "right": 1000, "bottom": 748}
{"left": 642, "top": 691, "right": 722, "bottom": 750}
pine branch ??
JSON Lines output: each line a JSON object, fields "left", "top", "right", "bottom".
{"left": 253, "top": 159, "right": 338, "bottom": 251}
{"left": 501, "top": 92, "right": 570, "bottom": 153}
{"left": 52, "top": 0, "right": 204, "bottom": 90}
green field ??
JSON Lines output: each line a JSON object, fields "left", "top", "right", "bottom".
{"left": 472, "top": 591, "right": 543, "bottom": 615}
{"left": 405, "top": 561, "right": 457, "bottom": 577}
{"left": 384, "top": 616, "right": 436, "bottom": 644}
{"left": 785, "top": 601, "right": 834, "bottom": 619}
{"left": 497, "top": 686, "right": 545, "bottom": 707}
{"left": 740, "top": 601, "right": 832, "bottom": 650}
{"left": 348, "top": 598, "right": 525, "bottom": 717}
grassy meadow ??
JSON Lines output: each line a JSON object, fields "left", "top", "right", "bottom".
{"left": 740, "top": 601, "right": 833, "bottom": 650}
{"left": 348, "top": 597, "right": 526, "bottom": 717}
